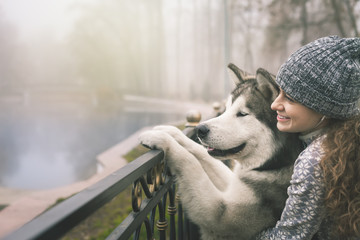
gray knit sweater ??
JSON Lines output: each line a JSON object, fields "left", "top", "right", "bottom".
{"left": 256, "top": 132, "right": 333, "bottom": 240}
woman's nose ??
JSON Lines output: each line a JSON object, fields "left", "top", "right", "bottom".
{"left": 271, "top": 95, "right": 283, "bottom": 111}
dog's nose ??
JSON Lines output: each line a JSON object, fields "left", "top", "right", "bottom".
{"left": 196, "top": 124, "right": 210, "bottom": 138}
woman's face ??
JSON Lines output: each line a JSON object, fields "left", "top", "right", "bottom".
{"left": 271, "top": 89, "right": 324, "bottom": 134}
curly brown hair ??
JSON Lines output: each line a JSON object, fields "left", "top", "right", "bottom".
{"left": 320, "top": 116, "right": 360, "bottom": 239}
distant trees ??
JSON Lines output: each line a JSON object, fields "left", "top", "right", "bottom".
{"left": 3, "top": 0, "right": 358, "bottom": 102}
{"left": 68, "top": 0, "right": 227, "bottom": 101}
{"left": 259, "top": 0, "right": 360, "bottom": 71}
{"left": 69, "top": 0, "right": 165, "bottom": 95}
{"left": 65, "top": 0, "right": 360, "bottom": 102}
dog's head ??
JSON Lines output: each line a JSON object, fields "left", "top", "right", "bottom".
{"left": 196, "top": 63, "right": 281, "bottom": 168}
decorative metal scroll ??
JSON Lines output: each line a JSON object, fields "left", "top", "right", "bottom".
{"left": 128, "top": 160, "right": 176, "bottom": 240}
{"left": 121, "top": 139, "right": 201, "bottom": 239}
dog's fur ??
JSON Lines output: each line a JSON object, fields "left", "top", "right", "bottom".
{"left": 139, "top": 63, "right": 303, "bottom": 240}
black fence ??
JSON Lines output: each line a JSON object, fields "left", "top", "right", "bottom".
{"left": 2, "top": 122, "right": 203, "bottom": 240}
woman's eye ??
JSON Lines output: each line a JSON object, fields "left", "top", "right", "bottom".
{"left": 236, "top": 112, "right": 248, "bottom": 117}
{"left": 285, "top": 95, "right": 295, "bottom": 102}
{"left": 279, "top": 89, "right": 296, "bottom": 103}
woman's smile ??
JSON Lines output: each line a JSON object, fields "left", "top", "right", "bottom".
{"left": 276, "top": 113, "right": 290, "bottom": 122}
{"left": 271, "top": 90, "right": 325, "bottom": 134}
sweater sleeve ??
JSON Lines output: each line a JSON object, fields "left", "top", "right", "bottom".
{"left": 256, "top": 138, "right": 326, "bottom": 240}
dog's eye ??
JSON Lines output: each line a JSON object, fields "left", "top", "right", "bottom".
{"left": 236, "top": 112, "right": 248, "bottom": 117}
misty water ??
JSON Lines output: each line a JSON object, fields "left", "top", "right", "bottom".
{"left": 0, "top": 99, "right": 187, "bottom": 190}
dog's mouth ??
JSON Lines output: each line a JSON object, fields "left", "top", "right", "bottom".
{"left": 206, "top": 143, "right": 246, "bottom": 157}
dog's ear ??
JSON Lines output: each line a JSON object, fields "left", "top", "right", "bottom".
{"left": 256, "top": 68, "right": 279, "bottom": 102}
{"left": 227, "top": 63, "right": 253, "bottom": 85}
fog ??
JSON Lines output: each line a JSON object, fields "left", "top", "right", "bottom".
{"left": 0, "top": 0, "right": 359, "bottom": 189}
{"left": 1, "top": 0, "right": 359, "bottom": 100}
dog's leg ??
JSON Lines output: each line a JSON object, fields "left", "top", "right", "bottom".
{"left": 152, "top": 125, "right": 233, "bottom": 191}
{"left": 139, "top": 130, "right": 258, "bottom": 235}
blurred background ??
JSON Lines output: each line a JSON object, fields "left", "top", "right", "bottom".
{"left": 0, "top": 0, "right": 359, "bottom": 189}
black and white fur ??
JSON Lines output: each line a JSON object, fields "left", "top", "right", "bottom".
{"left": 139, "top": 63, "right": 303, "bottom": 240}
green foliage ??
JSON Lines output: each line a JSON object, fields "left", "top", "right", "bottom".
{"left": 0, "top": 205, "right": 8, "bottom": 212}
{"left": 123, "top": 144, "right": 150, "bottom": 162}
{"left": 61, "top": 187, "right": 133, "bottom": 240}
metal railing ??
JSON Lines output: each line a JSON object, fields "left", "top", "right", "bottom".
{"left": 2, "top": 111, "right": 205, "bottom": 240}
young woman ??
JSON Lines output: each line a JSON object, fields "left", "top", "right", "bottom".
{"left": 256, "top": 36, "right": 360, "bottom": 239}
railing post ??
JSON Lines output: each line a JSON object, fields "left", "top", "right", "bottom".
{"left": 176, "top": 193, "right": 183, "bottom": 240}
{"left": 212, "top": 101, "right": 223, "bottom": 116}
{"left": 167, "top": 186, "right": 177, "bottom": 240}
{"left": 185, "top": 110, "right": 201, "bottom": 127}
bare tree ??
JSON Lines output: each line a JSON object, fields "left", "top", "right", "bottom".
{"left": 344, "top": 0, "right": 359, "bottom": 36}
{"left": 300, "top": 0, "right": 309, "bottom": 45}
{"left": 330, "top": 0, "right": 346, "bottom": 36}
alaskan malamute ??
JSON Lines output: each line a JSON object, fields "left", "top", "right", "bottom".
{"left": 139, "top": 63, "right": 303, "bottom": 240}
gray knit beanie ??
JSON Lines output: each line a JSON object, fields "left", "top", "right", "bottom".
{"left": 276, "top": 36, "right": 360, "bottom": 119}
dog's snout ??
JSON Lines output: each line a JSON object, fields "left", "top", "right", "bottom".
{"left": 196, "top": 124, "right": 210, "bottom": 138}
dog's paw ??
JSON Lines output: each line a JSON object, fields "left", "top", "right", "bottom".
{"left": 153, "top": 125, "right": 183, "bottom": 138}
{"left": 139, "top": 130, "right": 172, "bottom": 151}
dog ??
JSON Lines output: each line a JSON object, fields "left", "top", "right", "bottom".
{"left": 139, "top": 63, "right": 303, "bottom": 240}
